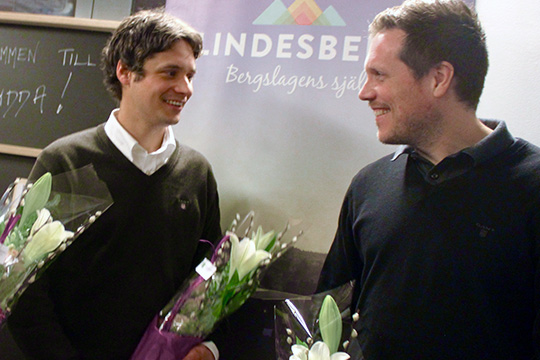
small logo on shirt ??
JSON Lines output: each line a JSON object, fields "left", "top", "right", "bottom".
{"left": 175, "top": 198, "right": 190, "bottom": 210}
{"left": 180, "top": 200, "right": 190, "bottom": 210}
{"left": 476, "top": 223, "right": 495, "bottom": 238}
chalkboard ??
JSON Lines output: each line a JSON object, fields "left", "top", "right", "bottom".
{"left": 0, "top": 12, "right": 120, "bottom": 157}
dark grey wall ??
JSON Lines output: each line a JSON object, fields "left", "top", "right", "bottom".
{"left": 132, "top": 0, "right": 165, "bottom": 12}
{"left": 0, "top": 154, "right": 35, "bottom": 192}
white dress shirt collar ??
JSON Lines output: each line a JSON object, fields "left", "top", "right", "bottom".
{"left": 104, "top": 109, "right": 176, "bottom": 175}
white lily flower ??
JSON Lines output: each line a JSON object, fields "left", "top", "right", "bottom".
{"left": 290, "top": 342, "right": 350, "bottom": 360}
{"left": 251, "top": 226, "right": 276, "bottom": 252}
{"left": 229, "top": 233, "right": 271, "bottom": 281}
{"left": 290, "top": 344, "right": 309, "bottom": 360}
{"left": 23, "top": 220, "right": 73, "bottom": 263}
{"left": 329, "top": 350, "right": 350, "bottom": 360}
{"left": 29, "top": 208, "right": 53, "bottom": 237}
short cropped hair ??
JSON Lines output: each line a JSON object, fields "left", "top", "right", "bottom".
{"left": 101, "top": 8, "right": 203, "bottom": 100}
{"left": 370, "top": 0, "right": 488, "bottom": 109}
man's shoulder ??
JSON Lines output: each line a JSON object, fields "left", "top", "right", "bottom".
{"left": 352, "top": 152, "right": 402, "bottom": 181}
{"left": 515, "top": 137, "right": 540, "bottom": 155}
{"left": 342, "top": 152, "right": 404, "bottom": 198}
{"left": 42, "top": 125, "right": 104, "bottom": 153}
{"left": 505, "top": 138, "right": 540, "bottom": 171}
{"left": 32, "top": 125, "right": 108, "bottom": 177}
{"left": 175, "top": 143, "right": 212, "bottom": 167}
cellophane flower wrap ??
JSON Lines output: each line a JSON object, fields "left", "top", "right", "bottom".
{"left": 131, "top": 212, "right": 303, "bottom": 360}
{"left": 0, "top": 164, "right": 113, "bottom": 327}
{"left": 274, "top": 282, "right": 364, "bottom": 360}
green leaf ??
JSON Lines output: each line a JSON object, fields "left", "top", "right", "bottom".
{"left": 265, "top": 234, "right": 277, "bottom": 253}
{"left": 295, "top": 337, "right": 309, "bottom": 348}
{"left": 19, "top": 173, "right": 52, "bottom": 228}
{"left": 5, "top": 227, "right": 25, "bottom": 250}
{"left": 252, "top": 227, "right": 276, "bottom": 252}
{"left": 229, "top": 269, "right": 240, "bottom": 286}
{"left": 319, "top": 295, "right": 342, "bottom": 354}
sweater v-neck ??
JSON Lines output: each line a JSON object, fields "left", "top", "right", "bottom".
{"left": 95, "top": 124, "right": 182, "bottom": 182}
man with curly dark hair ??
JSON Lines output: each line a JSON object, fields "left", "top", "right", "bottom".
{"left": 8, "top": 8, "right": 222, "bottom": 360}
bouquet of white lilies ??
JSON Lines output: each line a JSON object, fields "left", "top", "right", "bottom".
{"left": 275, "top": 282, "right": 363, "bottom": 360}
{"left": 0, "top": 165, "right": 113, "bottom": 326}
{"left": 131, "top": 212, "right": 302, "bottom": 360}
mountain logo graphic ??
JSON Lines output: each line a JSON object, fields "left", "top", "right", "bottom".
{"left": 253, "top": 0, "right": 346, "bottom": 26}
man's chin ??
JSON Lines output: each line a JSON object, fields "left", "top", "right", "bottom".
{"left": 377, "top": 132, "right": 401, "bottom": 145}
{"left": 165, "top": 116, "right": 181, "bottom": 126}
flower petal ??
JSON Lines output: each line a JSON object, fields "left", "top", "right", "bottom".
{"left": 252, "top": 226, "right": 276, "bottom": 252}
{"left": 230, "top": 234, "right": 251, "bottom": 277}
{"left": 229, "top": 233, "right": 241, "bottom": 275}
{"left": 309, "top": 341, "right": 331, "bottom": 360}
{"left": 30, "top": 208, "right": 52, "bottom": 237}
{"left": 330, "top": 352, "right": 351, "bottom": 360}
{"left": 237, "top": 249, "right": 270, "bottom": 280}
{"left": 23, "top": 221, "right": 72, "bottom": 263}
{"left": 229, "top": 235, "right": 258, "bottom": 280}
{"left": 291, "top": 344, "right": 309, "bottom": 360}
{"left": 238, "top": 238, "right": 256, "bottom": 264}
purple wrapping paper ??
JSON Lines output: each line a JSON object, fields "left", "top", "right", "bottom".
{"left": 130, "top": 316, "right": 203, "bottom": 360}
{"left": 130, "top": 237, "right": 229, "bottom": 359}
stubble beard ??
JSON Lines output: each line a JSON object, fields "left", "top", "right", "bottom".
{"left": 378, "top": 109, "right": 443, "bottom": 149}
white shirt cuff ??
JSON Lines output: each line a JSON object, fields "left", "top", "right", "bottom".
{"left": 202, "top": 341, "right": 219, "bottom": 360}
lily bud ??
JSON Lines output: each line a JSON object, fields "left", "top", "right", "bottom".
{"left": 19, "top": 173, "right": 52, "bottom": 228}
{"left": 319, "top": 295, "right": 342, "bottom": 354}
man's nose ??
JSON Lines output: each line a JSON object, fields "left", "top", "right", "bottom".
{"left": 358, "top": 79, "right": 374, "bottom": 102}
{"left": 175, "top": 76, "right": 193, "bottom": 95}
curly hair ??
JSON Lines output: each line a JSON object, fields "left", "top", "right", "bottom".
{"left": 101, "top": 8, "right": 203, "bottom": 101}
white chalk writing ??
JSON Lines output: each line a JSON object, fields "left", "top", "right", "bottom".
{"left": 0, "top": 42, "right": 39, "bottom": 69}
{"left": 58, "top": 48, "right": 97, "bottom": 66}
{"left": 0, "top": 86, "right": 47, "bottom": 118}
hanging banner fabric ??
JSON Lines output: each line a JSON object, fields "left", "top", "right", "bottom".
{"left": 165, "top": 0, "right": 474, "bottom": 253}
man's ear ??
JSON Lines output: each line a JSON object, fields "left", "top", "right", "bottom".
{"left": 432, "top": 61, "right": 454, "bottom": 98}
{"left": 116, "top": 60, "right": 132, "bottom": 86}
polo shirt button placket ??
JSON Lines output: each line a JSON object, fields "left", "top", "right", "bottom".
{"left": 430, "top": 173, "right": 440, "bottom": 180}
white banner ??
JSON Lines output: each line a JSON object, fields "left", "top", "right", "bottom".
{"left": 165, "top": 0, "right": 464, "bottom": 253}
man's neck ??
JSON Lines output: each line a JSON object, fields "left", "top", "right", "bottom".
{"left": 115, "top": 110, "right": 166, "bottom": 153}
{"left": 415, "top": 114, "right": 493, "bottom": 165}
